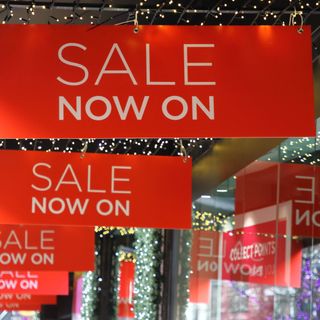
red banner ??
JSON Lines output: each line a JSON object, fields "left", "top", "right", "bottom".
{"left": 0, "top": 302, "right": 41, "bottom": 311}
{"left": 0, "top": 294, "right": 56, "bottom": 305}
{"left": 0, "top": 271, "right": 68, "bottom": 295}
{"left": 0, "top": 151, "right": 191, "bottom": 229}
{"left": 0, "top": 25, "right": 314, "bottom": 138}
{"left": 0, "top": 225, "right": 94, "bottom": 271}
{"left": 236, "top": 161, "right": 320, "bottom": 237}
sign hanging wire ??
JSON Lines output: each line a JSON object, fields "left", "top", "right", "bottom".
{"left": 289, "top": 8, "right": 304, "bottom": 34}
{"left": 80, "top": 139, "right": 89, "bottom": 159}
{"left": 179, "top": 139, "right": 188, "bottom": 163}
{"left": 133, "top": 10, "right": 139, "bottom": 33}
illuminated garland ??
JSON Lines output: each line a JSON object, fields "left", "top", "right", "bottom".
{"left": 134, "top": 228, "right": 161, "bottom": 320}
{"left": 177, "top": 230, "right": 192, "bottom": 319}
{"left": 81, "top": 271, "right": 98, "bottom": 320}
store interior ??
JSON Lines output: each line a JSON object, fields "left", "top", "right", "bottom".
{"left": 0, "top": 0, "right": 320, "bottom": 319}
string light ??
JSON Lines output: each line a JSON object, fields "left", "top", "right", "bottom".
{"left": 81, "top": 271, "right": 98, "bottom": 320}
{"left": 1, "top": 0, "right": 319, "bottom": 35}
{"left": 134, "top": 229, "right": 161, "bottom": 320}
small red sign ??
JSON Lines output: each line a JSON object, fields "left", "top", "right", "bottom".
{"left": 0, "top": 151, "right": 191, "bottom": 229}
{"left": 236, "top": 161, "right": 320, "bottom": 237}
{"left": 0, "top": 224, "right": 94, "bottom": 271}
{"left": 0, "top": 271, "right": 69, "bottom": 295}
{"left": 0, "top": 294, "right": 56, "bottom": 305}
{"left": 0, "top": 302, "right": 41, "bottom": 311}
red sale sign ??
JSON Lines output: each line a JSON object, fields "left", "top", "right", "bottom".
{"left": 0, "top": 225, "right": 94, "bottom": 271}
{"left": 0, "top": 25, "right": 314, "bottom": 138}
{"left": 0, "top": 271, "right": 68, "bottom": 295}
{"left": 236, "top": 161, "right": 320, "bottom": 237}
{"left": 0, "top": 151, "right": 191, "bottom": 229}
{"left": 0, "top": 302, "right": 41, "bottom": 311}
{"left": 0, "top": 294, "right": 56, "bottom": 305}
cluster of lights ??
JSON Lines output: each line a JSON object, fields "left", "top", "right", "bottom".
{"left": 95, "top": 226, "right": 135, "bottom": 236}
{"left": 262, "top": 131, "right": 320, "bottom": 165}
{"left": 193, "top": 210, "right": 235, "bottom": 231}
{"left": 118, "top": 251, "right": 136, "bottom": 263}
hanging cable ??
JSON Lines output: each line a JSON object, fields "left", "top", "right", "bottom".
{"left": 289, "top": 8, "right": 304, "bottom": 34}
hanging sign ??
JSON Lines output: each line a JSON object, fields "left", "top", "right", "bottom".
{"left": 279, "top": 163, "right": 320, "bottom": 237}
{"left": 0, "top": 271, "right": 69, "bottom": 295}
{"left": 0, "top": 25, "right": 315, "bottom": 138}
{"left": 0, "top": 151, "right": 191, "bottom": 229}
{"left": 0, "top": 225, "right": 94, "bottom": 271}
{"left": 0, "top": 302, "right": 41, "bottom": 311}
{"left": 236, "top": 161, "right": 320, "bottom": 237}
{"left": 0, "top": 294, "right": 56, "bottom": 305}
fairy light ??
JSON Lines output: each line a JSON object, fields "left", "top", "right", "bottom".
{"left": 0, "top": 0, "right": 319, "bottom": 29}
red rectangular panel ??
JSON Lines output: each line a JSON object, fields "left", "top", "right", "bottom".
{"left": 0, "top": 302, "right": 41, "bottom": 311}
{"left": 223, "top": 222, "right": 302, "bottom": 288}
{"left": 0, "top": 225, "right": 94, "bottom": 271}
{"left": 236, "top": 161, "right": 320, "bottom": 237}
{"left": 0, "top": 271, "right": 69, "bottom": 295}
{"left": 0, "top": 25, "right": 315, "bottom": 138}
{"left": 0, "top": 151, "right": 191, "bottom": 229}
{"left": 0, "top": 294, "right": 56, "bottom": 305}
